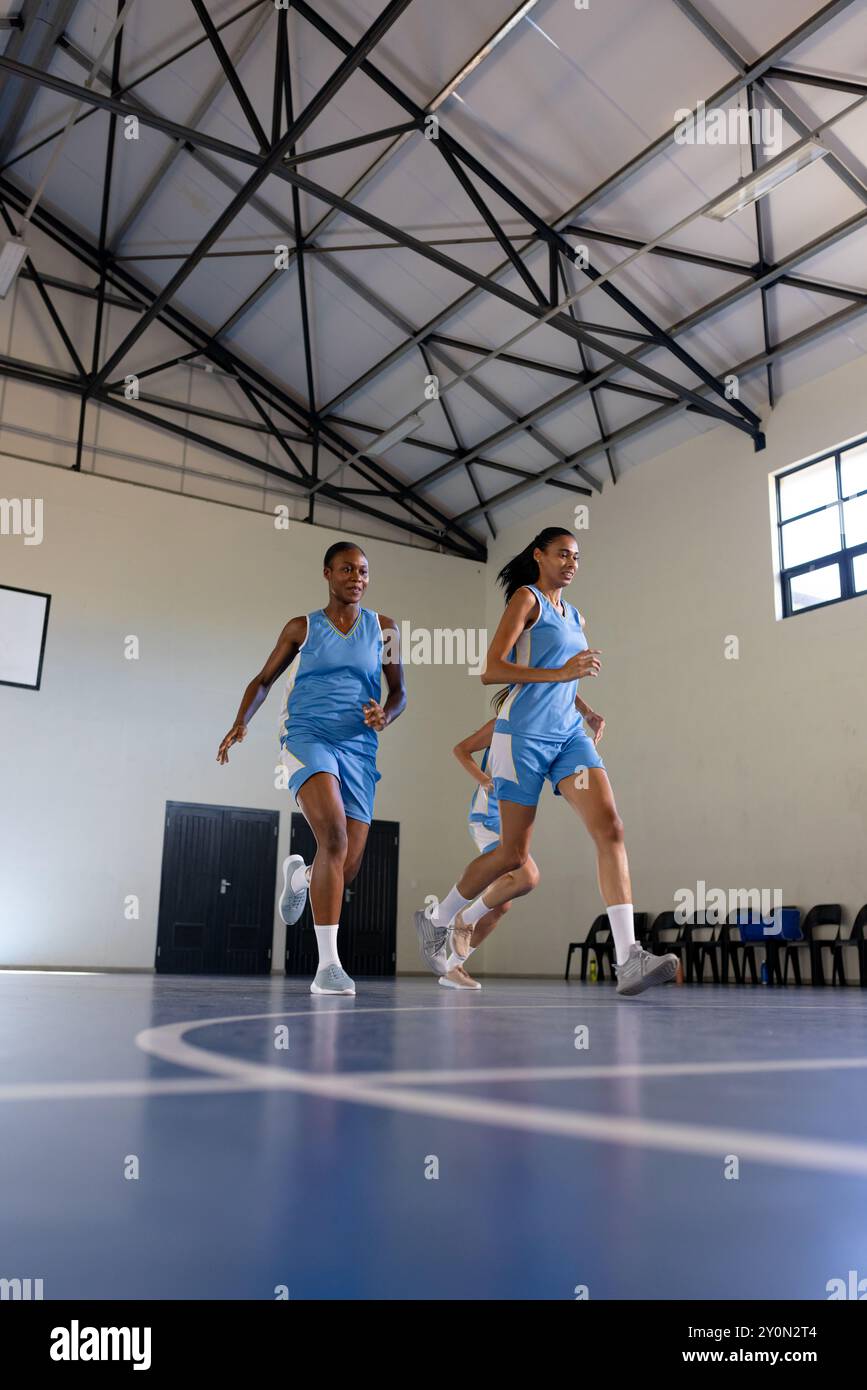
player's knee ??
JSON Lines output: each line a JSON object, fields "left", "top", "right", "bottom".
{"left": 319, "top": 824, "right": 349, "bottom": 859}
{"left": 524, "top": 859, "right": 541, "bottom": 890}
{"left": 599, "top": 813, "right": 624, "bottom": 847}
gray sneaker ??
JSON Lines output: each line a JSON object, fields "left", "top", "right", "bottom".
{"left": 413, "top": 908, "right": 449, "bottom": 976}
{"left": 615, "top": 943, "right": 679, "bottom": 996}
{"left": 310, "top": 964, "right": 355, "bottom": 995}
{"left": 279, "top": 854, "right": 309, "bottom": 926}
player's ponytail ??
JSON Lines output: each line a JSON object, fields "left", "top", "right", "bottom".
{"left": 496, "top": 526, "right": 576, "bottom": 602}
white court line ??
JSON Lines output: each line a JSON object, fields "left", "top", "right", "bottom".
{"left": 350, "top": 1056, "right": 867, "bottom": 1086}
{"left": 0, "top": 1004, "right": 597, "bottom": 1104}
{"left": 0, "top": 1077, "right": 256, "bottom": 1102}
{"left": 130, "top": 1010, "right": 867, "bottom": 1178}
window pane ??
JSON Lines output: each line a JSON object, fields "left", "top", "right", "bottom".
{"left": 841, "top": 442, "right": 867, "bottom": 498}
{"left": 781, "top": 506, "right": 841, "bottom": 568}
{"left": 843, "top": 494, "right": 867, "bottom": 548}
{"left": 779, "top": 456, "right": 837, "bottom": 521}
{"left": 854, "top": 553, "right": 867, "bottom": 594}
{"left": 789, "top": 564, "right": 841, "bottom": 612}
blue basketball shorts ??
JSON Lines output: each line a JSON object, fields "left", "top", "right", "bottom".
{"left": 279, "top": 735, "right": 381, "bottom": 824}
{"left": 489, "top": 727, "right": 605, "bottom": 808}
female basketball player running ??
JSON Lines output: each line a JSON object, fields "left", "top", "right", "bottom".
{"left": 440, "top": 717, "right": 540, "bottom": 990}
{"left": 415, "top": 527, "right": 677, "bottom": 997}
{"left": 218, "top": 541, "right": 405, "bottom": 996}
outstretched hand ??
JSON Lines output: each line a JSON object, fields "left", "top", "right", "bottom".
{"left": 217, "top": 723, "right": 247, "bottom": 764}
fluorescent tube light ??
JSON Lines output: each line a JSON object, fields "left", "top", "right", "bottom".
{"left": 371, "top": 413, "right": 424, "bottom": 453}
{"left": 704, "top": 141, "right": 829, "bottom": 221}
{"left": 0, "top": 239, "right": 28, "bottom": 297}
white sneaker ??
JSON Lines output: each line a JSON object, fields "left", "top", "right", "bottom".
{"left": 279, "top": 854, "right": 309, "bottom": 926}
{"left": 615, "top": 943, "right": 678, "bottom": 996}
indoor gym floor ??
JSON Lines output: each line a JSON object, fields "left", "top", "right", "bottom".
{"left": 3, "top": 971, "right": 867, "bottom": 1301}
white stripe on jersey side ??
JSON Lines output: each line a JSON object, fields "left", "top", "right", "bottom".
{"left": 470, "top": 821, "right": 500, "bottom": 852}
{"left": 279, "top": 745, "right": 306, "bottom": 778}
{"left": 490, "top": 730, "right": 517, "bottom": 782}
{"left": 278, "top": 614, "right": 310, "bottom": 739}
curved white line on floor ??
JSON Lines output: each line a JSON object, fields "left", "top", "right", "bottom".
{"left": 131, "top": 1009, "right": 867, "bottom": 1177}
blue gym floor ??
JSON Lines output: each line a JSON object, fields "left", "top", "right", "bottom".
{"left": 2, "top": 971, "right": 867, "bottom": 1300}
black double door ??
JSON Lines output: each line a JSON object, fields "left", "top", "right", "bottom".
{"left": 155, "top": 801, "right": 279, "bottom": 974}
{"left": 284, "top": 814, "right": 398, "bottom": 977}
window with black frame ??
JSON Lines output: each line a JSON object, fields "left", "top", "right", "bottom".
{"left": 776, "top": 435, "right": 867, "bottom": 617}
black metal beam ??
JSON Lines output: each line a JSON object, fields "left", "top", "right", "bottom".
{"left": 76, "top": 0, "right": 125, "bottom": 470}
{"left": 0, "top": 201, "right": 85, "bottom": 375}
{"left": 189, "top": 0, "right": 269, "bottom": 151}
{"left": 2, "top": 1, "right": 268, "bottom": 172}
{"left": 288, "top": 0, "right": 764, "bottom": 443}
{"left": 281, "top": 7, "right": 316, "bottom": 430}
{"left": 436, "top": 140, "right": 548, "bottom": 307}
{"left": 86, "top": 0, "right": 415, "bottom": 396}
{"left": 748, "top": 84, "right": 775, "bottom": 408}
{"left": 332, "top": 412, "right": 592, "bottom": 496}
{"left": 0, "top": 33, "right": 767, "bottom": 446}
{"left": 0, "top": 171, "right": 486, "bottom": 558}
{"left": 453, "top": 296, "right": 867, "bottom": 524}
{"left": 304, "top": 0, "right": 857, "bottom": 427}
{"left": 0, "top": 347, "right": 486, "bottom": 555}
{"left": 0, "top": 0, "right": 81, "bottom": 163}
{"left": 419, "top": 341, "right": 496, "bottom": 539}
{"left": 765, "top": 66, "right": 867, "bottom": 98}
{"left": 558, "top": 255, "right": 617, "bottom": 484}
{"left": 393, "top": 206, "right": 867, "bottom": 501}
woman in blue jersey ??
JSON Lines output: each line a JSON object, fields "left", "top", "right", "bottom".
{"left": 218, "top": 541, "right": 405, "bottom": 996}
{"left": 442, "top": 718, "right": 540, "bottom": 990}
{"left": 415, "top": 527, "right": 677, "bottom": 998}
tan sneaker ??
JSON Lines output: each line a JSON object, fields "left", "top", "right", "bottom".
{"left": 449, "top": 912, "right": 473, "bottom": 961}
{"left": 438, "top": 963, "right": 481, "bottom": 990}
{"left": 456, "top": 963, "right": 481, "bottom": 990}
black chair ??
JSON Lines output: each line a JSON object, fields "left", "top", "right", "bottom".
{"left": 565, "top": 911, "right": 648, "bottom": 981}
{"left": 847, "top": 906, "right": 867, "bottom": 987}
{"left": 682, "top": 916, "right": 721, "bottom": 983}
{"left": 647, "top": 911, "right": 686, "bottom": 967}
{"left": 781, "top": 904, "right": 843, "bottom": 986}
{"left": 725, "top": 908, "right": 798, "bottom": 985}
{"left": 723, "top": 914, "right": 759, "bottom": 984}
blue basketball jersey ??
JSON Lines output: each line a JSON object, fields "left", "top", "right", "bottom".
{"left": 494, "top": 584, "right": 588, "bottom": 742}
{"left": 468, "top": 745, "right": 500, "bottom": 838}
{"left": 280, "top": 607, "right": 382, "bottom": 750}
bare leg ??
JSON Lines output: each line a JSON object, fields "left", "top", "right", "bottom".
{"left": 342, "top": 818, "right": 371, "bottom": 887}
{"left": 556, "top": 769, "right": 630, "bottom": 905}
{"left": 455, "top": 856, "right": 541, "bottom": 951}
{"left": 296, "top": 773, "right": 349, "bottom": 923}
{"left": 453, "top": 802, "right": 537, "bottom": 903}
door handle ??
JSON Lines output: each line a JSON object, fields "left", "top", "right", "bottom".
{"left": 220, "top": 879, "right": 232, "bottom": 895}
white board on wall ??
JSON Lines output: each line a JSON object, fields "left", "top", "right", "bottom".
{"left": 0, "top": 585, "right": 51, "bottom": 689}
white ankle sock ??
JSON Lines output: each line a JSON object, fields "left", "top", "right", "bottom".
{"left": 461, "top": 895, "right": 490, "bottom": 929}
{"left": 314, "top": 925, "right": 340, "bottom": 970}
{"left": 433, "top": 886, "right": 471, "bottom": 929}
{"left": 446, "top": 944, "right": 476, "bottom": 971}
{"left": 607, "top": 903, "right": 636, "bottom": 966}
{"left": 291, "top": 862, "right": 311, "bottom": 893}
